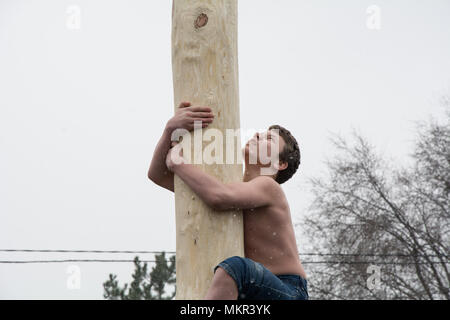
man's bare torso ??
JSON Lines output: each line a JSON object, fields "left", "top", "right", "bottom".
{"left": 243, "top": 184, "right": 307, "bottom": 279}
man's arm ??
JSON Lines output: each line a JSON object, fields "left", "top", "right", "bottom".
{"left": 147, "top": 102, "right": 214, "bottom": 192}
{"left": 147, "top": 125, "right": 175, "bottom": 192}
{"left": 171, "top": 163, "right": 277, "bottom": 211}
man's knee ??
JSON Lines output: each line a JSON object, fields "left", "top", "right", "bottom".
{"left": 214, "top": 267, "right": 234, "bottom": 283}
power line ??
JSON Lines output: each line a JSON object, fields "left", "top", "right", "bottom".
{"left": 0, "top": 249, "right": 175, "bottom": 254}
{"left": 300, "top": 253, "right": 447, "bottom": 258}
{"left": 0, "top": 259, "right": 446, "bottom": 265}
{"left": 0, "top": 260, "right": 158, "bottom": 264}
{"left": 0, "top": 249, "right": 446, "bottom": 258}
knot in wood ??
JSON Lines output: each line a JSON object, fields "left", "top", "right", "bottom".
{"left": 194, "top": 13, "right": 208, "bottom": 29}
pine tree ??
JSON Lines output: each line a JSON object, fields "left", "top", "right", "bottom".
{"left": 103, "top": 252, "right": 176, "bottom": 300}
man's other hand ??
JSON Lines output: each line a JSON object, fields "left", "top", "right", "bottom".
{"left": 166, "top": 141, "right": 187, "bottom": 172}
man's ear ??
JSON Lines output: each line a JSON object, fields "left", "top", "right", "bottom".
{"left": 275, "top": 161, "right": 288, "bottom": 171}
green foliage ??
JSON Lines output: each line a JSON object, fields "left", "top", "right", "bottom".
{"left": 103, "top": 252, "right": 176, "bottom": 300}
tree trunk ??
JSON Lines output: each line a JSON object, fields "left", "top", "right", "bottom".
{"left": 171, "top": 0, "right": 244, "bottom": 300}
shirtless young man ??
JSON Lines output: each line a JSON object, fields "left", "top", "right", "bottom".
{"left": 148, "top": 102, "right": 308, "bottom": 300}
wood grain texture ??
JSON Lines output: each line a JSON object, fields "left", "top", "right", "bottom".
{"left": 171, "top": 0, "right": 244, "bottom": 300}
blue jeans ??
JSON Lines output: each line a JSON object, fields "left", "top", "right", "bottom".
{"left": 214, "top": 256, "right": 309, "bottom": 300}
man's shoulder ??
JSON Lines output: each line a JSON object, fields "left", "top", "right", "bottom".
{"left": 252, "top": 176, "right": 285, "bottom": 202}
{"left": 252, "top": 175, "right": 280, "bottom": 189}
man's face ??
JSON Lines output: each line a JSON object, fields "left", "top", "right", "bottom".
{"left": 244, "top": 129, "right": 286, "bottom": 167}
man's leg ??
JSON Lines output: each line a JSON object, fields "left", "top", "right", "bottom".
{"left": 204, "top": 267, "right": 238, "bottom": 300}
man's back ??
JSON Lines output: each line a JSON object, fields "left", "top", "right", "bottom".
{"left": 243, "top": 183, "right": 307, "bottom": 279}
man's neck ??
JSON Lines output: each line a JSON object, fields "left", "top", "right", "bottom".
{"left": 243, "top": 164, "right": 276, "bottom": 182}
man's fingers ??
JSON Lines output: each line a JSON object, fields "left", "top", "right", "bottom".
{"left": 189, "top": 112, "right": 214, "bottom": 118}
{"left": 173, "top": 143, "right": 183, "bottom": 155}
{"left": 193, "top": 118, "right": 213, "bottom": 123}
{"left": 178, "top": 102, "right": 192, "bottom": 108}
{"left": 186, "top": 106, "right": 212, "bottom": 113}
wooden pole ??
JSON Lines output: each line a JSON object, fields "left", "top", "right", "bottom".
{"left": 171, "top": 0, "right": 244, "bottom": 300}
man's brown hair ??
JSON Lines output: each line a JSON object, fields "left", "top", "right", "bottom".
{"left": 268, "top": 125, "right": 301, "bottom": 184}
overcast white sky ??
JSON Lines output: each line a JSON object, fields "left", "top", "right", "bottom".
{"left": 0, "top": 0, "right": 449, "bottom": 299}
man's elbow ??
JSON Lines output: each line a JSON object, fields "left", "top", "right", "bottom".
{"left": 148, "top": 170, "right": 173, "bottom": 189}
{"left": 147, "top": 171, "right": 156, "bottom": 183}
{"left": 147, "top": 169, "right": 164, "bottom": 184}
{"left": 147, "top": 171, "right": 163, "bottom": 187}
